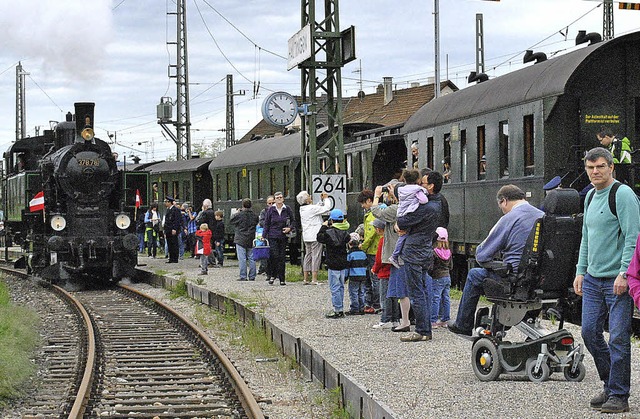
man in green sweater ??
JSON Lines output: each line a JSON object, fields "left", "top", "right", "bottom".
{"left": 573, "top": 147, "right": 640, "bottom": 414}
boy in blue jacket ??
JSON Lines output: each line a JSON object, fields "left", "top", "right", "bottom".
{"left": 346, "top": 233, "right": 367, "bottom": 315}
{"left": 317, "top": 209, "right": 351, "bottom": 318}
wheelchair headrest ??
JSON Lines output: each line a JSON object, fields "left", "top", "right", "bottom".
{"left": 542, "top": 188, "right": 580, "bottom": 216}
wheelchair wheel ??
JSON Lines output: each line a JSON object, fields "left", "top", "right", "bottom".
{"left": 471, "top": 338, "right": 503, "bottom": 381}
{"left": 526, "top": 358, "right": 550, "bottom": 383}
{"left": 563, "top": 362, "right": 586, "bottom": 382}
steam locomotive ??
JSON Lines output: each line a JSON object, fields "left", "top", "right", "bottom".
{"left": 3, "top": 102, "right": 149, "bottom": 282}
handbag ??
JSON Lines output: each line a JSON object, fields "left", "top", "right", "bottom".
{"left": 252, "top": 238, "right": 270, "bottom": 260}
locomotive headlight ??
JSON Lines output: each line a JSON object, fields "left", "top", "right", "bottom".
{"left": 50, "top": 214, "right": 67, "bottom": 231}
{"left": 115, "top": 213, "right": 131, "bottom": 230}
{"left": 81, "top": 127, "right": 95, "bottom": 142}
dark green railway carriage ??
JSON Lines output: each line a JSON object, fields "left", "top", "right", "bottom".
{"left": 403, "top": 31, "right": 640, "bottom": 286}
{"left": 146, "top": 157, "right": 215, "bottom": 210}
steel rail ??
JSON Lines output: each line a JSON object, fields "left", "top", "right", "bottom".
{"left": 119, "top": 283, "right": 265, "bottom": 419}
{"left": 52, "top": 284, "right": 96, "bottom": 419}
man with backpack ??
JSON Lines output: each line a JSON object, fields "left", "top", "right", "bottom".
{"left": 573, "top": 147, "right": 640, "bottom": 414}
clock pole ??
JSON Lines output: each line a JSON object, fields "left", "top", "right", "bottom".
{"left": 298, "top": 0, "right": 352, "bottom": 192}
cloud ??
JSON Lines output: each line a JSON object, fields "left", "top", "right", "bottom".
{"left": 0, "top": 0, "right": 113, "bottom": 80}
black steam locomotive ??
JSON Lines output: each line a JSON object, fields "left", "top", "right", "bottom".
{"left": 3, "top": 102, "right": 149, "bottom": 282}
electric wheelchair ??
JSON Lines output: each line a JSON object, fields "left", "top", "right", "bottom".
{"left": 469, "top": 188, "right": 586, "bottom": 383}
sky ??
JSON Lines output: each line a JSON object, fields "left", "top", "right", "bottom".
{"left": 0, "top": 0, "right": 639, "bottom": 163}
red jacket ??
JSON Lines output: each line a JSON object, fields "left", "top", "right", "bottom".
{"left": 372, "top": 236, "right": 391, "bottom": 279}
{"left": 195, "top": 229, "right": 212, "bottom": 256}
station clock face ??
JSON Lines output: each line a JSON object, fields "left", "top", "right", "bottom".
{"left": 262, "top": 92, "right": 298, "bottom": 127}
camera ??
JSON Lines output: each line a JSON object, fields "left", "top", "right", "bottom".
{"left": 381, "top": 186, "right": 389, "bottom": 193}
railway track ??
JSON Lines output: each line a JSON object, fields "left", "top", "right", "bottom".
{"left": 1, "top": 268, "right": 263, "bottom": 418}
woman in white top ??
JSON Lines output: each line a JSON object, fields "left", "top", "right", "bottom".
{"left": 296, "top": 191, "right": 331, "bottom": 284}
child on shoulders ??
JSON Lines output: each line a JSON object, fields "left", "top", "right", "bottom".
{"left": 388, "top": 169, "right": 428, "bottom": 268}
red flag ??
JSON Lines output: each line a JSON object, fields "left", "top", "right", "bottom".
{"left": 135, "top": 189, "right": 142, "bottom": 208}
{"left": 29, "top": 191, "right": 45, "bottom": 212}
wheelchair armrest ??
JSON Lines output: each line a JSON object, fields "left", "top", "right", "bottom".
{"left": 479, "top": 260, "right": 512, "bottom": 277}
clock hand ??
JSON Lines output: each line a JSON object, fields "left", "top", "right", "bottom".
{"left": 273, "top": 102, "right": 285, "bottom": 112}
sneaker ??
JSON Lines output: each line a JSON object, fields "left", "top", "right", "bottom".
{"left": 325, "top": 311, "right": 344, "bottom": 319}
{"left": 590, "top": 391, "right": 608, "bottom": 409}
{"left": 400, "top": 332, "right": 432, "bottom": 342}
{"left": 600, "top": 396, "right": 629, "bottom": 413}
{"left": 279, "top": 281, "right": 286, "bottom": 286}
{"left": 374, "top": 308, "right": 383, "bottom": 314}
{"left": 363, "top": 306, "right": 376, "bottom": 314}
{"left": 388, "top": 255, "right": 400, "bottom": 269}
{"left": 431, "top": 322, "right": 440, "bottom": 329}
{"left": 345, "top": 310, "right": 360, "bottom": 316}
{"left": 446, "top": 320, "right": 472, "bottom": 337}
{"left": 372, "top": 322, "right": 392, "bottom": 329}
{"left": 435, "top": 320, "right": 448, "bottom": 328}
{"left": 268, "top": 279, "right": 274, "bottom": 285}
{"left": 237, "top": 278, "right": 247, "bottom": 281}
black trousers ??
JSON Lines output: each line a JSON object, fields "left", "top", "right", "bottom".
{"left": 267, "top": 237, "right": 287, "bottom": 282}
{"left": 166, "top": 233, "right": 179, "bottom": 262}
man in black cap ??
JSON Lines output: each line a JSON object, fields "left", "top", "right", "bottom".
{"left": 164, "top": 196, "right": 182, "bottom": 263}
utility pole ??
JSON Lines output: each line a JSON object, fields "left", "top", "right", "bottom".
{"left": 434, "top": 0, "right": 441, "bottom": 98}
{"left": 15, "top": 62, "right": 29, "bottom": 141}
{"left": 299, "top": 0, "right": 352, "bottom": 192}
{"left": 162, "top": 0, "right": 191, "bottom": 160}
{"left": 225, "top": 74, "right": 245, "bottom": 148}
{"left": 603, "top": 0, "right": 614, "bottom": 40}
{"left": 475, "top": 14, "right": 485, "bottom": 74}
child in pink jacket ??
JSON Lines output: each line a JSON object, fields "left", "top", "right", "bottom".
{"left": 626, "top": 233, "right": 640, "bottom": 308}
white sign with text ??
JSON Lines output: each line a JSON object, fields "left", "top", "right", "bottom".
{"left": 311, "top": 174, "right": 347, "bottom": 214}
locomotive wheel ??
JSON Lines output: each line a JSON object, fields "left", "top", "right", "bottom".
{"left": 563, "top": 362, "right": 586, "bottom": 382}
{"left": 526, "top": 357, "right": 550, "bottom": 383}
{"left": 471, "top": 338, "right": 503, "bottom": 381}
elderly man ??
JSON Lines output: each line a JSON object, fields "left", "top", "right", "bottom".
{"left": 448, "top": 185, "right": 543, "bottom": 337}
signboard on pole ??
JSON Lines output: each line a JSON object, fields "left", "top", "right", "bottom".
{"left": 311, "top": 174, "right": 347, "bottom": 214}
{"left": 288, "top": 24, "right": 312, "bottom": 70}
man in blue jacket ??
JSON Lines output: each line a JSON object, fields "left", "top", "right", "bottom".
{"left": 395, "top": 185, "right": 441, "bottom": 342}
{"left": 447, "top": 184, "right": 543, "bottom": 337}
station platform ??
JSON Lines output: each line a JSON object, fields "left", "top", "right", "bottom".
{"left": 132, "top": 254, "right": 638, "bottom": 419}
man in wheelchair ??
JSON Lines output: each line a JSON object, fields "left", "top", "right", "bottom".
{"left": 447, "top": 184, "right": 544, "bottom": 336}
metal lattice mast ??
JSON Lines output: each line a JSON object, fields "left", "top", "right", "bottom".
{"left": 300, "top": 0, "right": 345, "bottom": 192}
{"left": 475, "top": 14, "right": 485, "bottom": 74}
{"left": 226, "top": 75, "right": 235, "bottom": 148}
{"left": 168, "top": 0, "right": 191, "bottom": 160}
{"left": 603, "top": 0, "right": 614, "bottom": 40}
{"left": 15, "top": 62, "right": 28, "bottom": 141}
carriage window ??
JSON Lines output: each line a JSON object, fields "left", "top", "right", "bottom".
{"left": 257, "top": 169, "right": 262, "bottom": 199}
{"left": 320, "top": 158, "right": 327, "bottom": 173}
{"left": 284, "top": 166, "right": 290, "bottom": 197}
{"left": 225, "top": 173, "right": 231, "bottom": 200}
{"left": 216, "top": 174, "right": 222, "bottom": 201}
{"left": 460, "top": 129, "right": 467, "bottom": 183}
{"left": 346, "top": 154, "right": 353, "bottom": 179}
{"left": 444, "top": 133, "right": 451, "bottom": 169}
{"left": 270, "top": 168, "right": 276, "bottom": 195}
{"left": 248, "top": 170, "right": 253, "bottom": 200}
{"left": 477, "top": 126, "right": 486, "bottom": 180}
{"left": 172, "top": 181, "right": 179, "bottom": 200}
{"left": 499, "top": 121, "right": 509, "bottom": 178}
{"left": 237, "top": 171, "right": 242, "bottom": 200}
{"left": 162, "top": 182, "right": 169, "bottom": 199}
{"left": 427, "top": 137, "right": 434, "bottom": 170}
{"left": 524, "top": 115, "right": 534, "bottom": 176}
{"left": 360, "top": 152, "right": 368, "bottom": 189}
{"left": 183, "top": 180, "right": 191, "bottom": 203}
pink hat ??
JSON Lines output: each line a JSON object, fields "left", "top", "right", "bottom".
{"left": 436, "top": 227, "right": 448, "bottom": 241}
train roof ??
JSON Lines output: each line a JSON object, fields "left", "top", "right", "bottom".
{"left": 403, "top": 31, "right": 640, "bottom": 132}
{"left": 147, "top": 157, "right": 215, "bottom": 174}
{"left": 209, "top": 127, "right": 328, "bottom": 170}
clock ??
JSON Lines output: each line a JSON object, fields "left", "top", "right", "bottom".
{"left": 262, "top": 92, "right": 298, "bottom": 127}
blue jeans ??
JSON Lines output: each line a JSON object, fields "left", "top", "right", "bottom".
{"left": 137, "top": 232, "right": 145, "bottom": 252}
{"left": 365, "top": 254, "right": 381, "bottom": 309}
{"left": 431, "top": 276, "right": 451, "bottom": 323}
{"left": 454, "top": 267, "right": 500, "bottom": 333}
{"left": 178, "top": 231, "right": 185, "bottom": 258}
{"left": 404, "top": 262, "right": 433, "bottom": 336}
{"left": 348, "top": 280, "right": 366, "bottom": 312}
{"left": 582, "top": 273, "right": 633, "bottom": 399}
{"left": 214, "top": 239, "right": 225, "bottom": 265}
{"left": 236, "top": 244, "right": 256, "bottom": 280}
{"left": 328, "top": 269, "right": 348, "bottom": 312}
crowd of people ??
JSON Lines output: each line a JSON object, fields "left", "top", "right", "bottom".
{"left": 135, "top": 141, "right": 640, "bottom": 414}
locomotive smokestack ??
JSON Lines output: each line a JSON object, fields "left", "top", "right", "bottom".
{"left": 74, "top": 102, "right": 95, "bottom": 134}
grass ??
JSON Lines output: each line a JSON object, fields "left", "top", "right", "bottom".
{"left": 0, "top": 281, "right": 40, "bottom": 405}
{"left": 169, "top": 278, "right": 188, "bottom": 299}
{"left": 285, "top": 264, "right": 328, "bottom": 283}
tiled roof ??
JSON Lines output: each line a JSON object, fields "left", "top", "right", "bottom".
{"left": 238, "top": 81, "right": 457, "bottom": 143}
